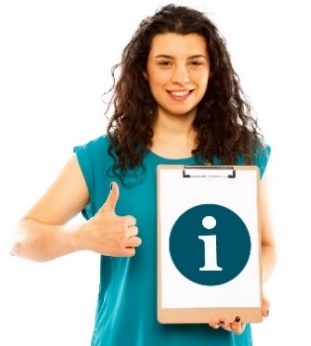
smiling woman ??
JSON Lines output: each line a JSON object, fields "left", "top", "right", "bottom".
{"left": 10, "top": 3, "right": 276, "bottom": 346}
{"left": 144, "top": 33, "right": 209, "bottom": 118}
{"left": 145, "top": 33, "right": 210, "bottom": 158}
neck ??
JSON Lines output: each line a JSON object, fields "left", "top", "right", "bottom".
{"left": 151, "top": 112, "right": 197, "bottom": 159}
{"left": 153, "top": 110, "right": 195, "bottom": 137}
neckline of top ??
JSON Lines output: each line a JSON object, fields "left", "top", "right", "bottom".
{"left": 146, "top": 148, "right": 197, "bottom": 162}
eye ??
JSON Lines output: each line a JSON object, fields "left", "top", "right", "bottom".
{"left": 189, "top": 60, "right": 204, "bottom": 66}
{"left": 157, "top": 60, "right": 172, "bottom": 67}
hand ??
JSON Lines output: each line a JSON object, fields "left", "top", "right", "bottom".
{"left": 75, "top": 182, "right": 142, "bottom": 256}
{"left": 208, "top": 294, "right": 270, "bottom": 335}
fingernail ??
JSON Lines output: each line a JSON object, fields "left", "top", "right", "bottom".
{"left": 235, "top": 316, "right": 240, "bottom": 322}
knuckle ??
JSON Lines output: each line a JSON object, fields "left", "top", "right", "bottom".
{"left": 128, "top": 248, "right": 136, "bottom": 257}
{"left": 125, "top": 215, "right": 136, "bottom": 225}
{"left": 131, "top": 237, "right": 142, "bottom": 247}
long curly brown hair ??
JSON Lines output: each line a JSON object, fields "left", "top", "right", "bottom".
{"left": 106, "top": 4, "right": 265, "bottom": 181}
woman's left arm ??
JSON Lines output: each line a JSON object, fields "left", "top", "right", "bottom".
{"left": 259, "top": 176, "right": 277, "bottom": 283}
{"left": 208, "top": 173, "right": 276, "bottom": 333}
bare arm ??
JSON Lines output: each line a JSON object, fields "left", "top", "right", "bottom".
{"left": 10, "top": 155, "right": 142, "bottom": 262}
{"left": 259, "top": 176, "right": 277, "bottom": 283}
{"left": 208, "top": 172, "right": 276, "bottom": 334}
{"left": 10, "top": 155, "right": 90, "bottom": 261}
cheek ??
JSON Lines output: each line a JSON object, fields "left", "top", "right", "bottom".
{"left": 148, "top": 74, "right": 168, "bottom": 90}
{"left": 198, "top": 76, "right": 209, "bottom": 93}
{"left": 193, "top": 69, "right": 209, "bottom": 86}
{"left": 204, "top": 78, "right": 209, "bottom": 91}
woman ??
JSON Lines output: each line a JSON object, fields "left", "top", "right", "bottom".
{"left": 11, "top": 4, "right": 276, "bottom": 345}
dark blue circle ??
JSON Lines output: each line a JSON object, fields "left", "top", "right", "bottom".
{"left": 169, "top": 204, "right": 251, "bottom": 286}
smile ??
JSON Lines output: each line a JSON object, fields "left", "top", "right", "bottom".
{"left": 167, "top": 90, "right": 194, "bottom": 101}
{"left": 168, "top": 90, "right": 193, "bottom": 96}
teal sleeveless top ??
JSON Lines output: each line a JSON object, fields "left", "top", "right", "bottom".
{"left": 74, "top": 135, "right": 270, "bottom": 346}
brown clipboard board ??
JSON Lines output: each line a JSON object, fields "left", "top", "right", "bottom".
{"left": 157, "top": 165, "right": 263, "bottom": 324}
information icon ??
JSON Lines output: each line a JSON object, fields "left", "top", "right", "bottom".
{"left": 169, "top": 204, "right": 251, "bottom": 286}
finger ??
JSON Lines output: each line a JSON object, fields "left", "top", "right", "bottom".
{"left": 112, "top": 247, "right": 137, "bottom": 257}
{"left": 231, "top": 323, "right": 245, "bottom": 335}
{"left": 101, "top": 182, "right": 120, "bottom": 212}
{"left": 231, "top": 316, "right": 245, "bottom": 335}
{"left": 261, "top": 295, "right": 270, "bottom": 317}
{"left": 220, "top": 321, "right": 232, "bottom": 332}
{"left": 122, "top": 247, "right": 137, "bottom": 257}
{"left": 126, "top": 226, "right": 139, "bottom": 238}
{"left": 124, "top": 215, "right": 137, "bottom": 228}
{"left": 126, "top": 236, "right": 142, "bottom": 248}
{"left": 209, "top": 321, "right": 221, "bottom": 329}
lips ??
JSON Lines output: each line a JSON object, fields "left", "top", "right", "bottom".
{"left": 167, "top": 89, "right": 193, "bottom": 100}
{"left": 169, "top": 90, "right": 190, "bottom": 96}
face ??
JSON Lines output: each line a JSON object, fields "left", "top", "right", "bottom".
{"left": 144, "top": 33, "right": 210, "bottom": 119}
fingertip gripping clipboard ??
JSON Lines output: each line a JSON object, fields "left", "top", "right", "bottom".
{"left": 157, "top": 165, "right": 262, "bottom": 324}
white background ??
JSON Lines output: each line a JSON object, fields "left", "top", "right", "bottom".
{"left": 1, "top": 0, "right": 310, "bottom": 345}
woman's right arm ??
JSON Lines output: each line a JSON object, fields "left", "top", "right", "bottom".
{"left": 10, "top": 155, "right": 141, "bottom": 262}
{"left": 10, "top": 155, "right": 90, "bottom": 261}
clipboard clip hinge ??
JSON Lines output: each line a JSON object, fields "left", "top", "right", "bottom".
{"left": 182, "top": 166, "right": 236, "bottom": 178}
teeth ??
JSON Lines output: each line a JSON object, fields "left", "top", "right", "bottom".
{"left": 170, "top": 91, "right": 189, "bottom": 96}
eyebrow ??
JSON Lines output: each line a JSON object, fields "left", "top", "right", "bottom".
{"left": 154, "top": 54, "right": 207, "bottom": 59}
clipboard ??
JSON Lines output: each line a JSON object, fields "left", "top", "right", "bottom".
{"left": 157, "top": 165, "right": 262, "bottom": 324}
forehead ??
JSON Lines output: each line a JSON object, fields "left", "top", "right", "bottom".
{"left": 148, "top": 33, "right": 208, "bottom": 56}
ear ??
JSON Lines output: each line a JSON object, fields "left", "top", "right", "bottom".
{"left": 143, "top": 71, "right": 148, "bottom": 80}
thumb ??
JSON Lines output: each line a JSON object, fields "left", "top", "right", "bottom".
{"left": 261, "top": 294, "right": 270, "bottom": 317}
{"left": 101, "top": 182, "right": 120, "bottom": 212}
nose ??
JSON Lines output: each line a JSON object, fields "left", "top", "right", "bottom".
{"left": 171, "top": 65, "right": 190, "bottom": 85}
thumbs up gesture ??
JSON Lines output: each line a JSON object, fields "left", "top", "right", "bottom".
{"left": 76, "top": 182, "right": 142, "bottom": 257}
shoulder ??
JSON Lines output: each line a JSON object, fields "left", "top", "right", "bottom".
{"left": 73, "top": 134, "right": 113, "bottom": 185}
{"left": 234, "top": 143, "right": 271, "bottom": 179}
{"left": 74, "top": 134, "right": 110, "bottom": 153}
{"left": 253, "top": 144, "right": 271, "bottom": 179}
{"left": 73, "top": 135, "right": 111, "bottom": 171}
{"left": 73, "top": 135, "right": 113, "bottom": 218}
